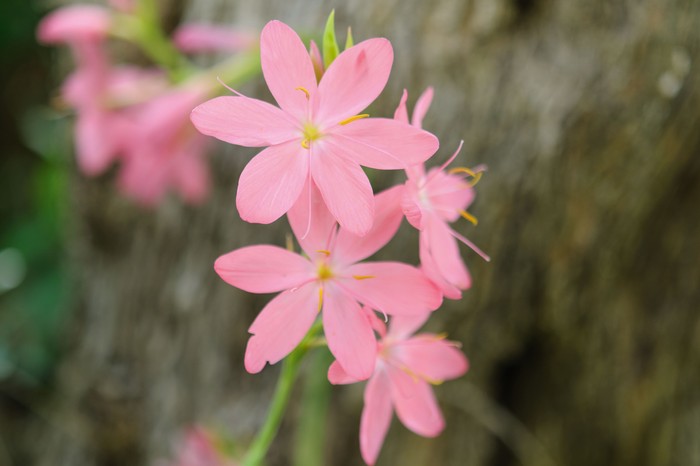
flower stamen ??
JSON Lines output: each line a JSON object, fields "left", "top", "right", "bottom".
{"left": 352, "top": 275, "right": 374, "bottom": 280}
{"left": 339, "top": 114, "right": 370, "bottom": 125}
{"left": 459, "top": 209, "right": 478, "bottom": 226}
{"left": 449, "top": 167, "right": 482, "bottom": 187}
{"left": 295, "top": 86, "right": 311, "bottom": 99}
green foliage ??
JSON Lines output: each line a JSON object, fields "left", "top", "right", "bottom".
{"left": 322, "top": 10, "right": 340, "bottom": 69}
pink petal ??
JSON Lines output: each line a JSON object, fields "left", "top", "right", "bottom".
{"left": 117, "top": 148, "right": 169, "bottom": 207}
{"left": 393, "top": 89, "right": 409, "bottom": 124}
{"left": 173, "top": 24, "right": 256, "bottom": 53}
{"left": 322, "top": 284, "right": 377, "bottom": 380}
{"left": 316, "top": 38, "right": 393, "bottom": 125}
{"left": 342, "top": 262, "right": 442, "bottom": 316}
{"left": 310, "top": 146, "right": 374, "bottom": 236}
{"left": 309, "top": 40, "right": 324, "bottom": 81}
{"left": 393, "top": 336, "right": 469, "bottom": 382}
{"left": 190, "top": 96, "right": 299, "bottom": 147}
{"left": 260, "top": 20, "right": 317, "bottom": 121}
{"left": 360, "top": 372, "right": 393, "bottom": 465}
{"left": 419, "top": 232, "right": 464, "bottom": 300}
{"left": 171, "top": 140, "right": 210, "bottom": 205}
{"left": 387, "top": 314, "right": 430, "bottom": 340}
{"left": 423, "top": 216, "right": 470, "bottom": 289}
{"left": 387, "top": 366, "right": 445, "bottom": 437}
{"left": 75, "top": 109, "right": 122, "bottom": 176}
{"left": 37, "top": 5, "right": 111, "bottom": 44}
{"left": 287, "top": 178, "right": 338, "bottom": 257}
{"left": 329, "top": 118, "right": 439, "bottom": 169}
{"left": 245, "top": 283, "right": 319, "bottom": 373}
{"left": 411, "top": 87, "right": 434, "bottom": 129}
{"left": 365, "top": 305, "right": 388, "bottom": 338}
{"left": 400, "top": 185, "right": 423, "bottom": 230}
{"left": 334, "top": 185, "right": 405, "bottom": 265}
{"left": 426, "top": 169, "right": 475, "bottom": 222}
{"left": 327, "top": 360, "right": 363, "bottom": 385}
{"left": 214, "top": 245, "right": 314, "bottom": 294}
{"left": 237, "top": 140, "right": 309, "bottom": 224}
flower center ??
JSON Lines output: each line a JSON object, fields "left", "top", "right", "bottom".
{"left": 301, "top": 122, "right": 322, "bottom": 149}
{"left": 317, "top": 262, "right": 333, "bottom": 281}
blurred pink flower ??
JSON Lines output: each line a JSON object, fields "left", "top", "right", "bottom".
{"left": 38, "top": 5, "right": 125, "bottom": 175}
{"left": 191, "top": 20, "right": 439, "bottom": 236}
{"left": 37, "top": 5, "right": 111, "bottom": 49}
{"left": 397, "top": 88, "right": 489, "bottom": 299}
{"left": 328, "top": 312, "right": 468, "bottom": 465}
{"left": 118, "top": 87, "right": 211, "bottom": 206}
{"left": 215, "top": 182, "right": 442, "bottom": 380}
{"left": 173, "top": 24, "right": 257, "bottom": 53}
{"left": 165, "top": 426, "right": 237, "bottom": 466}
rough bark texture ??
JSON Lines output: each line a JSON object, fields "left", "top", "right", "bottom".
{"left": 32, "top": 0, "right": 700, "bottom": 465}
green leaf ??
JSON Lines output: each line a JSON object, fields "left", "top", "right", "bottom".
{"left": 345, "top": 27, "right": 354, "bottom": 50}
{"left": 322, "top": 10, "right": 339, "bottom": 69}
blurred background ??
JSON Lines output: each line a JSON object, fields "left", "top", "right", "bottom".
{"left": 1, "top": 0, "right": 699, "bottom": 465}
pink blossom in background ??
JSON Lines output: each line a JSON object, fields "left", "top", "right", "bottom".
{"left": 173, "top": 24, "right": 257, "bottom": 53}
{"left": 214, "top": 182, "right": 442, "bottom": 380}
{"left": 164, "top": 426, "right": 237, "bottom": 466}
{"left": 37, "top": 5, "right": 111, "bottom": 49}
{"left": 118, "top": 87, "right": 211, "bottom": 206}
{"left": 191, "top": 20, "right": 439, "bottom": 236}
{"left": 60, "top": 65, "right": 169, "bottom": 176}
{"left": 328, "top": 312, "right": 468, "bottom": 465}
{"left": 38, "top": 5, "right": 123, "bottom": 175}
{"left": 397, "top": 88, "right": 490, "bottom": 299}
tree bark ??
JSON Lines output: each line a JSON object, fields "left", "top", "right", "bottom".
{"left": 34, "top": 0, "right": 700, "bottom": 465}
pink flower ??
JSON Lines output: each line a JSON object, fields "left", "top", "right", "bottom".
{"left": 191, "top": 20, "right": 439, "bottom": 236}
{"left": 37, "top": 5, "right": 111, "bottom": 49}
{"left": 397, "top": 88, "right": 489, "bottom": 299}
{"left": 215, "top": 182, "right": 442, "bottom": 379}
{"left": 118, "top": 87, "right": 211, "bottom": 205}
{"left": 328, "top": 312, "right": 468, "bottom": 465}
{"left": 173, "top": 24, "right": 257, "bottom": 53}
{"left": 164, "top": 426, "right": 237, "bottom": 466}
{"left": 38, "top": 5, "right": 124, "bottom": 175}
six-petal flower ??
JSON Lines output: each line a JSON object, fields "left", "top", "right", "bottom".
{"left": 191, "top": 20, "right": 440, "bottom": 236}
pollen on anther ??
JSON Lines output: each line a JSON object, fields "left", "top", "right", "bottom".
{"left": 459, "top": 210, "right": 478, "bottom": 225}
{"left": 449, "top": 167, "right": 483, "bottom": 187}
{"left": 339, "top": 114, "right": 370, "bottom": 125}
{"left": 295, "top": 86, "right": 311, "bottom": 99}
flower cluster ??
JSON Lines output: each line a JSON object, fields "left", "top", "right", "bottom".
{"left": 37, "top": 1, "right": 256, "bottom": 206}
{"left": 195, "top": 19, "right": 488, "bottom": 465}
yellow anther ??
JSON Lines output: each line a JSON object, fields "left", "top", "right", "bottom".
{"left": 316, "top": 250, "right": 331, "bottom": 256}
{"left": 318, "top": 287, "right": 324, "bottom": 312}
{"left": 295, "top": 86, "right": 311, "bottom": 99}
{"left": 449, "top": 167, "right": 483, "bottom": 187}
{"left": 301, "top": 139, "right": 310, "bottom": 149}
{"left": 339, "top": 114, "right": 370, "bottom": 125}
{"left": 285, "top": 234, "right": 295, "bottom": 252}
{"left": 426, "top": 377, "right": 444, "bottom": 386}
{"left": 459, "top": 210, "right": 478, "bottom": 226}
{"left": 352, "top": 275, "right": 375, "bottom": 280}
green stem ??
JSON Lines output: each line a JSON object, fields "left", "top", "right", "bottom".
{"left": 241, "top": 321, "right": 323, "bottom": 466}
{"left": 129, "top": 0, "right": 189, "bottom": 81}
{"left": 293, "top": 348, "right": 333, "bottom": 466}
